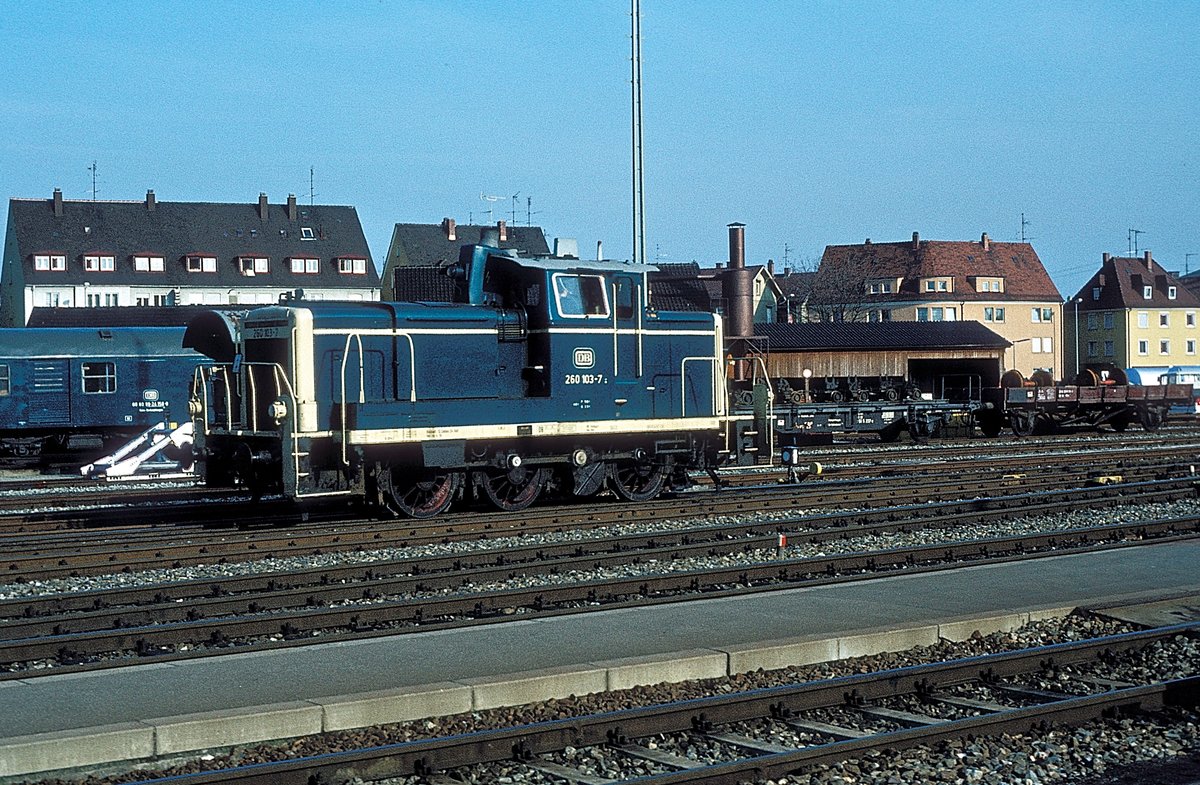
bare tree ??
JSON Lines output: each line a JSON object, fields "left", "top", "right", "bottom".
{"left": 801, "top": 253, "right": 876, "bottom": 323}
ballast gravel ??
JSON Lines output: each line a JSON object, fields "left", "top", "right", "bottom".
{"left": 2, "top": 497, "right": 1199, "bottom": 605}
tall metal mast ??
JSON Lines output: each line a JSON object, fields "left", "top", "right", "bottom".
{"left": 631, "top": 0, "right": 646, "bottom": 265}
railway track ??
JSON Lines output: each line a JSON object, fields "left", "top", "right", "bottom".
{"left": 103, "top": 623, "right": 1200, "bottom": 785}
{"left": 3, "top": 478, "right": 1196, "bottom": 676}
{"left": 0, "top": 456, "right": 1191, "bottom": 580}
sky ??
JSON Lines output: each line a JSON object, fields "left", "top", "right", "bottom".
{"left": 1, "top": 1, "right": 1197, "bottom": 298}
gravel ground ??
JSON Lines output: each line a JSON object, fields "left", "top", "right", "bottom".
{"left": 23, "top": 615, "right": 1199, "bottom": 785}
{"left": 3, "top": 496, "right": 1198, "bottom": 606}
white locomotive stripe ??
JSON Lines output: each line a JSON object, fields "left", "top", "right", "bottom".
{"left": 332, "top": 415, "right": 742, "bottom": 446}
{"left": 311, "top": 328, "right": 500, "bottom": 336}
{"left": 307, "top": 327, "right": 716, "bottom": 338}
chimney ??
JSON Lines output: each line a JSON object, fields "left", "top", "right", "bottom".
{"left": 767, "top": 259, "right": 775, "bottom": 275}
{"left": 497, "top": 220, "right": 507, "bottom": 242}
{"left": 286, "top": 194, "right": 297, "bottom": 221}
{"left": 596, "top": 240, "right": 603, "bottom": 260}
{"left": 865, "top": 238, "right": 871, "bottom": 245}
{"left": 912, "top": 231, "right": 920, "bottom": 251}
{"left": 1098, "top": 274, "right": 1106, "bottom": 286}
{"left": 52, "top": 188, "right": 63, "bottom": 217}
{"left": 981, "top": 232, "right": 990, "bottom": 251}
{"left": 1103, "top": 252, "right": 1111, "bottom": 263}
{"left": 145, "top": 190, "right": 156, "bottom": 212}
{"left": 442, "top": 217, "right": 456, "bottom": 241}
{"left": 1144, "top": 250, "right": 1153, "bottom": 267}
{"left": 258, "top": 193, "right": 268, "bottom": 221}
{"left": 725, "top": 223, "right": 753, "bottom": 338}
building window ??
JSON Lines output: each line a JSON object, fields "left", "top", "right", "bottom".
{"left": 984, "top": 307, "right": 995, "bottom": 322}
{"left": 83, "top": 254, "right": 115, "bottom": 272}
{"left": 1087, "top": 341, "right": 1098, "bottom": 357}
{"left": 1031, "top": 308, "right": 1054, "bottom": 323}
{"left": 931, "top": 307, "right": 944, "bottom": 321}
{"left": 239, "top": 256, "right": 269, "bottom": 276}
{"left": 868, "top": 283, "right": 878, "bottom": 294}
{"left": 43, "top": 292, "right": 61, "bottom": 307}
{"left": 881, "top": 281, "right": 891, "bottom": 294}
{"left": 1188, "top": 340, "right": 1196, "bottom": 355}
{"left": 300, "top": 227, "right": 316, "bottom": 240}
{"left": 1160, "top": 312, "right": 1170, "bottom": 327}
{"left": 290, "top": 257, "right": 319, "bottom": 274}
{"left": 1138, "top": 312, "right": 1149, "bottom": 328}
{"left": 924, "top": 280, "right": 935, "bottom": 292}
{"left": 1087, "top": 312, "right": 1098, "bottom": 330}
{"left": 1104, "top": 341, "right": 1114, "bottom": 357}
{"left": 880, "top": 309, "right": 891, "bottom": 322}
{"left": 135, "top": 296, "right": 150, "bottom": 306}
{"left": 1104, "top": 312, "right": 1114, "bottom": 329}
{"left": 1032, "top": 337, "right": 1042, "bottom": 353}
{"left": 33, "top": 254, "right": 67, "bottom": 271}
{"left": 916, "top": 308, "right": 928, "bottom": 322}
{"left": 133, "top": 255, "right": 164, "bottom": 272}
{"left": 1138, "top": 340, "right": 1149, "bottom": 355}
{"left": 1160, "top": 340, "right": 1171, "bottom": 354}
{"left": 186, "top": 255, "right": 218, "bottom": 273}
{"left": 1169, "top": 286, "right": 1178, "bottom": 300}
{"left": 1144, "top": 285, "right": 1153, "bottom": 299}
{"left": 0, "top": 364, "right": 8, "bottom": 396}
{"left": 338, "top": 257, "right": 367, "bottom": 274}
{"left": 1189, "top": 312, "right": 1197, "bottom": 328}
{"left": 82, "top": 361, "right": 116, "bottom": 393}
{"left": 1092, "top": 287, "right": 1101, "bottom": 301}
{"left": 937, "top": 280, "right": 948, "bottom": 291}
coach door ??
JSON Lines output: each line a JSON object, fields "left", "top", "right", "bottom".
{"left": 612, "top": 275, "right": 643, "bottom": 413}
{"left": 27, "top": 360, "right": 71, "bottom": 425}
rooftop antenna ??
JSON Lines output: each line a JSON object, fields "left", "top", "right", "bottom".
{"left": 510, "top": 192, "right": 520, "bottom": 225}
{"left": 525, "top": 195, "right": 542, "bottom": 226}
{"left": 1019, "top": 212, "right": 1032, "bottom": 243}
{"left": 1128, "top": 228, "right": 1144, "bottom": 256}
{"left": 309, "top": 167, "right": 315, "bottom": 205}
{"left": 88, "top": 161, "right": 98, "bottom": 201}
{"left": 783, "top": 243, "right": 792, "bottom": 272}
{"left": 631, "top": 0, "right": 646, "bottom": 265}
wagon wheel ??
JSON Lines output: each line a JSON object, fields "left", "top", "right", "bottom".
{"left": 478, "top": 466, "right": 548, "bottom": 511}
{"left": 1139, "top": 407, "right": 1166, "bottom": 432}
{"left": 1009, "top": 410, "right": 1038, "bottom": 437}
{"left": 829, "top": 390, "right": 846, "bottom": 404}
{"left": 607, "top": 460, "right": 665, "bottom": 502}
{"left": 977, "top": 412, "right": 1003, "bottom": 438}
{"left": 884, "top": 387, "right": 901, "bottom": 402}
{"left": 379, "top": 466, "right": 462, "bottom": 519}
{"left": 854, "top": 389, "right": 871, "bottom": 402}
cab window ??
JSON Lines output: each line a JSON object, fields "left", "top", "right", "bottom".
{"left": 615, "top": 278, "right": 635, "bottom": 320}
{"left": 553, "top": 274, "right": 609, "bottom": 318}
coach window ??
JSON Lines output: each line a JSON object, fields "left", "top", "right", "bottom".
{"left": 0, "top": 364, "right": 8, "bottom": 396}
{"left": 552, "top": 274, "right": 609, "bottom": 318}
{"left": 82, "top": 362, "right": 116, "bottom": 394}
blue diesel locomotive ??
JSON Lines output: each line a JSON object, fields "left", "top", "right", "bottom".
{"left": 0, "top": 327, "right": 205, "bottom": 456}
{"left": 188, "top": 241, "right": 769, "bottom": 516}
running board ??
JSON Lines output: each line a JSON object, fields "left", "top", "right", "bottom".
{"left": 80, "top": 421, "right": 195, "bottom": 480}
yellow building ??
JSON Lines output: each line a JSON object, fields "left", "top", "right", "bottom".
{"left": 811, "top": 232, "right": 1064, "bottom": 378}
{"left": 1067, "top": 252, "right": 1200, "bottom": 381}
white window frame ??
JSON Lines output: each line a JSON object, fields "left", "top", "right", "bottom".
{"left": 1169, "top": 286, "right": 1178, "bottom": 300}
{"left": 338, "top": 257, "right": 367, "bottom": 274}
{"left": 551, "top": 273, "right": 610, "bottom": 319}
{"left": 186, "top": 255, "right": 218, "bottom": 273}
{"left": 1144, "top": 285, "right": 1153, "bottom": 299}
{"left": 1138, "top": 339, "right": 1149, "bottom": 355}
{"left": 1160, "top": 339, "right": 1171, "bottom": 355}
{"left": 133, "top": 255, "right": 164, "bottom": 272}
{"left": 1138, "top": 312, "right": 1149, "bottom": 329}
{"left": 1188, "top": 340, "right": 1196, "bottom": 355}
{"left": 290, "top": 257, "right": 320, "bottom": 274}
{"left": 1031, "top": 337, "right": 1043, "bottom": 353}
{"left": 1160, "top": 312, "right": 1170, "bottom": 328}
{"left": 300, "top": 227, "right": 316, "bottom": 240}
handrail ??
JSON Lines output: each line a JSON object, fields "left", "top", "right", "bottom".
{"left": 339, "top": 333, "right": 366, "bottom": 467}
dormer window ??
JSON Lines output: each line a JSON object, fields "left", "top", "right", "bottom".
{"left": 238, "top": 256, "right": 269, "bottom": 276}
{"left": 922, "top": 277, "right": 952, "bottom": 293}
{"left": 185, "top": 255, "right": 217, "bottom": 273}
{"left": 83, "top": 254, "right": 115, "bottom": 272}
{"left": 1169, "top": 286, "right": 1178, "bottom": 300}
{"left": 133, "top": 254, "right": 164, "bottom": 272}
{"left": 300, "top": 227, "right": 316, "bottom": 240}
{"left": 33, "top": 253, "right": 67, "bottom": 271}
{"left": 338, "top": 256, "right": 367, "bottom": 274}
{"left": 289, "top": 257, "right": 319, "bottom": 274}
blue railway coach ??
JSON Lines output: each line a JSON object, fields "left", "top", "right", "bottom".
{"left": 0, "top": 327, "right": 204, "bottom": 456}
{"left": 189, "top": 241, "right": 766, "bottom": 516}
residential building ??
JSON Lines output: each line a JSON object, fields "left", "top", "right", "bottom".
{"left": 1067, "top": 251, "right": 1200, "bottom": 380}
{"left": 1, "top": 189, "right": 379, "bottom": 326}
{"left": 381, "top": 218, "right": 550, "bottom": 300}
{"left": 812, "top": 232, "right": 1064, "bottom": 376}
{"left": 697, "top": 262, "right": 783, "bottom": 324}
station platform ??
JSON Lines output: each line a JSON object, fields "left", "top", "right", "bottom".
{"left": 3, "top": 539, "right": 1200, "bottom": 778}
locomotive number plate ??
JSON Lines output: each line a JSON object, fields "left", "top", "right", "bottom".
{"left": 248, "top": 326, "right": 287, "bottom": 340}
{"left": 565, "top": 373, "right": 607, "bottom": 385}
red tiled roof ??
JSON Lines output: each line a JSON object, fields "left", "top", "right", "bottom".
{"left": 816, "top": 235, "right": 1062, "bottom": 303}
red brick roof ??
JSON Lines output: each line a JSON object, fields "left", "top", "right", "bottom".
{"left": 816, "top": 234, "right": 1062, "bottom": 302}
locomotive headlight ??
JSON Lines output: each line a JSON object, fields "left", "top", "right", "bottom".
{"left": 269, "top": 399, "right": 289, "bottom": 423}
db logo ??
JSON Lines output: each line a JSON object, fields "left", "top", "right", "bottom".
{"left": 143, "top": 389, "right": 160, "bottom": 401}
{"left": 573, "top": 348, "right": 595, "bottom": 369}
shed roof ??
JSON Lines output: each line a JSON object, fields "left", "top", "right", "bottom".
{"left": 756, "top": 321, "right": 1010, "bottom": 351}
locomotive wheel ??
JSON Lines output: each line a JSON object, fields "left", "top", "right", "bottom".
{"left": 479, "top": 466, "right": 548, "bottom": 511}
{"left": 570, "top": 460, "right": 607, "bottom": 497}
{"left": 380, "top": 467, "right": 462, "bottom": 519}
{"left": 607, "top": 460, "right": 665, "bottom": 502}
